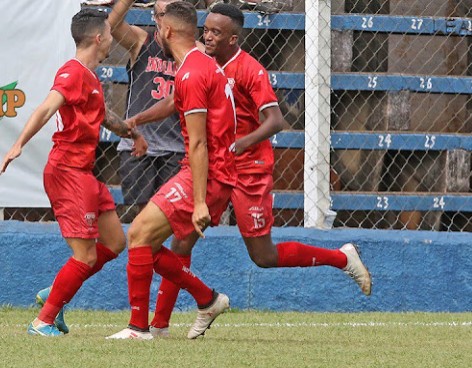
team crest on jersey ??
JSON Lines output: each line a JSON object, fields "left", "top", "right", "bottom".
{"left": 84, "top": 212, "right": 96, "bottom": 227}
{"left": 227, "top": 78, "right": 235, "bottom": 89}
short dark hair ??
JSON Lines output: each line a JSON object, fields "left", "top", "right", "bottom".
{"left": 71, "top": 8, "right": 108, "bottom": 46}
{"left": 210, "top": 3, "right": 245, "bottom": 30}
{"left": 164, "top": 1, "right": 197, "bottom": 29}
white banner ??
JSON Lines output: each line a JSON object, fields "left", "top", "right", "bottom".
{"left": 0, "top": 0, "right": 82, "bottom": 207}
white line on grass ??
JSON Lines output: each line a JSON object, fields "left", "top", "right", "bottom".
{"left": 4, "top": 321, "right": 472, "bottom": 328}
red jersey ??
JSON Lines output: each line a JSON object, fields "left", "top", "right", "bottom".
{"left": 48, "top": 59, "right": 105, "bottom": 171}
{"left": 174, "top": 48, "right": 237, "bottom": 186}
{"left": 221, "top": 49, "right": 278, "bottom": 175}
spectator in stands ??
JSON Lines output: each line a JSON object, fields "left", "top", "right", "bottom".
{"left": 108, "top": 0, "right": 185, "bottom": 217}
{"left": 126, "top": 3, "right": 372, "bottom": 338}
{"left": 106, "top": 1, "right": 236, "bottom": 340}
{"left": 0, "top": 8, "right": 148, "bottom": 336}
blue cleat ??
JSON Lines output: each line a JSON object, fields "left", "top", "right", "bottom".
{"left": 36, "top": 287, "right": 69, "bottom": 334}
{"left": 27, "top": 319, "right": 62, "bottom": 336}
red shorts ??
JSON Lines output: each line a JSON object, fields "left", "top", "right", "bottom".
{"left": 43, "top": 162, "right": 116, "bottom": 239}
{"left": 151, "top": 167, "right": 233, "bottom": 240}
{"left": 231, "top": 173, "right": 274, "bottom": 238}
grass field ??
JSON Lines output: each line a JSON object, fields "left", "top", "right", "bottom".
{"left": 0, "top": 307, "right": 471, "bottom": 368}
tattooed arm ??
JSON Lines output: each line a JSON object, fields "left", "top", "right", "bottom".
{"left": 103, "top": 106, "right": 139, "bottom": 139}
{"left": 103, "top": 106, "right": 148, "bottom": 156}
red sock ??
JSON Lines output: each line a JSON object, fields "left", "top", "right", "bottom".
{"left": 127, "top": 246, "right": 154, "bottom": 330}
{"left": 276, "top": 242, "right": 347, "bottom": 268}
{"left": 153, "top": 247, "right": 213, "bottom": 307}
{"left": 88, "top": 242, "right": 118, "bottom": 278}
{"left": 151, "top": 254, "right": 191, "bottom": 328}
{"left": 38, "top": 257, "right": 92, "bottom": 324}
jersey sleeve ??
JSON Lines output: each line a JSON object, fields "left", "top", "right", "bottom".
{"left": 179, "top": 66, "right": 208, "bottom": 116}
{"left": 245, "top": 60, "right": 278, "bottom": 112}
{"left": 51, "top": 64, "right": 84, "bottom": 105}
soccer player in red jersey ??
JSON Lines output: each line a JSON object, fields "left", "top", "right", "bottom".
{"left": 107, "top": 1, "right": 237, "bottom": 340}
{"left": 0, "top": 8, "right": 148, "bottom": 336}
{"left": 126, "top": 3, "right": 372, "bottom": 337}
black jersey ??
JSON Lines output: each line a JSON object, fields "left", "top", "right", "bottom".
{"left": 118, "top": 31, "right": 183, "bottom": 155}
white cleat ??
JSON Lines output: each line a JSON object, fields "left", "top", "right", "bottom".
{"left": 149, "top": 326, "right": 170, "bottom": 338}
{"left": 187, "top": 293, "right": 230, "bottom": 339}
{"left": 340, "top": 243, "right": 372, "bottom": 296}
{"left": 106, "top": 328, "right": 153, "bottom": 340}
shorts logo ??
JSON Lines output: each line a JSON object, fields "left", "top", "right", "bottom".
{"left": 84, "top": 212, "right": 96, "bottom": 227}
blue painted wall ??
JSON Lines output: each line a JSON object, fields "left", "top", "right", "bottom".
{"left": 0, "top": 221, "right": 471, "bottom": 312}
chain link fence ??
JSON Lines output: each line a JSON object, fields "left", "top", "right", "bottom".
{"left": 4, "top": 0, "right": 472, "bottom": 231}
{"left": 331, "top": 0, "right": 472, "bottom": 231}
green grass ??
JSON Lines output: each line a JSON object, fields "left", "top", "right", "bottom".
{"left": 0, "top": 307, "right": 471, "bottom": 368}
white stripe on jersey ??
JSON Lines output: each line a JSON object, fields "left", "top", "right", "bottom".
{"left": 259, "top": 101, "right": 279, "bottom": 112}
{"left": 184, "top": 108, "right": 207, "bottom": 116}
{"left": 56, "top": 111, "right": 64, "bottom": 132}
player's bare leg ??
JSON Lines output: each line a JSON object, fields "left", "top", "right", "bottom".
{"left": 108, "top": 202, "right": 229, "bottom": 340}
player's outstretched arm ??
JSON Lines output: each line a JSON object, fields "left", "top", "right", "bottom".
{"left": 102, "top": 107, "right": 148, "bottom": 156}
{"left": 125, "top": 94, "right": 176, "bottom": 129}
{"left": 186, "top": 112, "right": 210, "bottom": 238}
{"left": 109, "top": 0, "right": 148, "bottom": 64}
{"left": 0, "top": 90, "right": 64, "bottom": 174}
{"left": 233, "top": 105, "right": 288, "bottom": 155}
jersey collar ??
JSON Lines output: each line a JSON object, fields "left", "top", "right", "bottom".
{"left": 176, "top": 46, "right": 200, "bottom": 73}
{"left": 221, "top": 48, "right": 242, "bottom": 70}
{"left": 72, "top": 58, "right": 98, "bottom": 80}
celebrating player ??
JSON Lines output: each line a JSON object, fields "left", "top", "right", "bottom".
{"left": 126, "top": 3, "right": 372, "bottom": 337}
{"left": 0, "top": 8, "right": 148, "bottom": 336}
{"left": 107, "top": 1, "right": 237, "bottom": 340}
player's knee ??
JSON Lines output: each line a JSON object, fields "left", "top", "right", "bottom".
{"left": 171, "top": 238, "right": 195, "bottom": 255}
{"left": 127, "top": 218, "right": 152, "bottom": 248}
{"left": 115, "top": 232, "right": 126, "bottom": 253}
{"left": 127, "top": 222, "right": 140, "bottom": 248}
{"left": 84, "top": 251, "right": 98, "bottom": 268}
{"left": 249, "top": 253, "right": 277, "bottom": 268}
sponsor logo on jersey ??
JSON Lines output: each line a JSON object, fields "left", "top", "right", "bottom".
{"left": 92, "top": 89, "right": 100, "bottom": 95}
{"left": 145, "top": 57, "right": 176, "bottom": 76}
{"left": 0, "top": 81, "right": 26, "bottom": 119}
{"left": 59, "top": 73, "right": 70, "bottom": 79}
{"left": 258, "top": 69, "right": 264, "bottom": 76}
{"left": 181, "top": 72, "right": 190, "bottom": 81}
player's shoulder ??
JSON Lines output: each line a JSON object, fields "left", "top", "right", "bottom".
{"left": 187, "top": 48, "right": 213, "bottom": 63}
{"left": 55, "top": 59, "right": 84, "bottom": 80}
{"left": 235, "top": 50, "right": 268, "bottom": 80}
{"left": 180, "top": 49, "right": 219, "bottom": 77}
{"left": 238, "top": 50, "right": 263, "bottom": 68}
{"left": 231, "top": 50, "right": 262, "bottom": 72}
